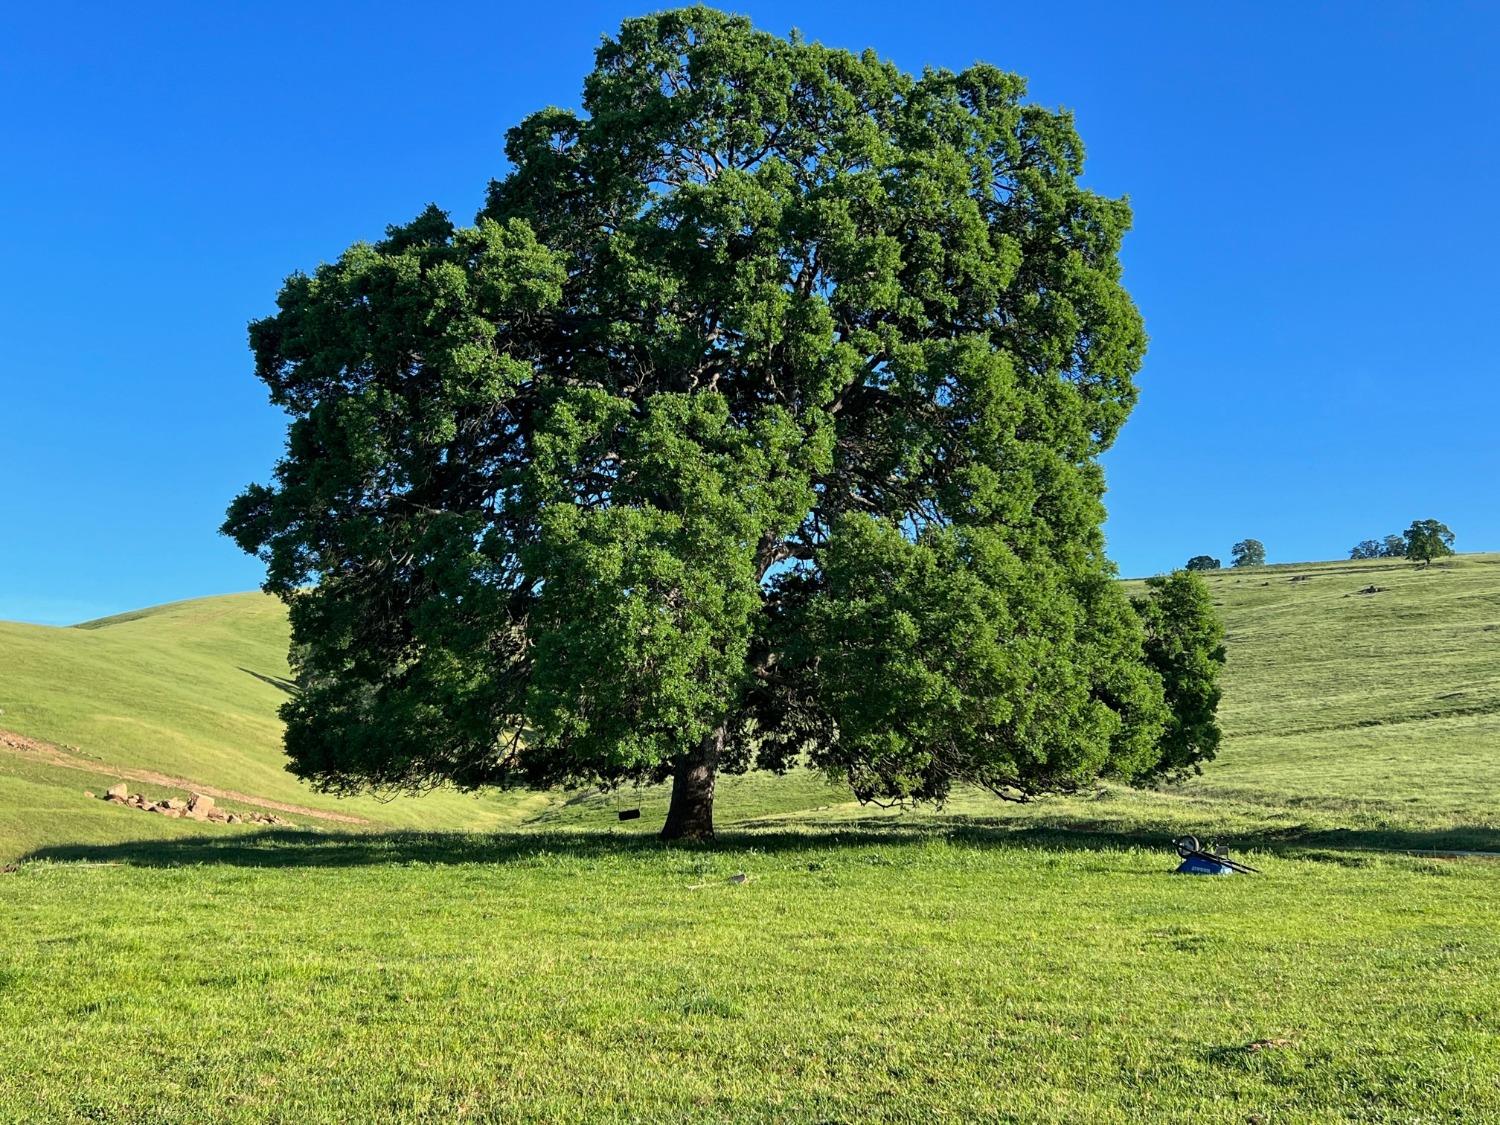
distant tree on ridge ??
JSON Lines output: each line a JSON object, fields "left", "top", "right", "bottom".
{"left": 1185, "top": 555, "right": 1221, "bottom": 571}
{"left": 1403, "top": 519, "right": 1455, "bottom": 566}
{"left": 1230, "top": 539, "right": 1265, "bottom": 567}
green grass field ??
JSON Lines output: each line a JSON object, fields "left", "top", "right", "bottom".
{"left": 3, "top": 554, "right": 1499, "bottom": 1121}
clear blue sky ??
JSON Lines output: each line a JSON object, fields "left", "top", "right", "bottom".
{"left": 2, "top": 1, "right": 1496, "bottom": 624}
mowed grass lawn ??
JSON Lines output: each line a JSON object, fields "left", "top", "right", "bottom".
{"left": 3, "top": 554, "right": 1500, "bottom": 1121}
{"left": 7, "top": 831, "right": 1499, "bottom": 1123}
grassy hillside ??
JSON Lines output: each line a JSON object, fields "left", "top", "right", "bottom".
{"left": 469, "top": 552, "right": 1500, "bottom": 850}
{"left": 3, "top": 554, "right": 1499, "bottom": 859}
{"left": 0, "top": 594, "right": 546, "bottom": 853}
{"left": 3, "top": 555, "right": 1499, "bottom": 1121}
{"left": 0, "top": 592, "right": 855, "bottom": 858}
{"left": 1163, "top": 553, "right": 1500, "bottom": 843}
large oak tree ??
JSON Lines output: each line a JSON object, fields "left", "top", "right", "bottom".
{"left": 226, "top": 7, "right": 1224, "bottom": 839}
{"left": 1403, "top": 519, "right": 1455, "bottom": 566}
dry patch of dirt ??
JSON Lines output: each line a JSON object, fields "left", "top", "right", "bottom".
{"left": 0, "top": 728, "right": 369, "bottom": 826}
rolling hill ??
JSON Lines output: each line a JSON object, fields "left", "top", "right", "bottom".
{"left": 2, "top": 554, "right": 1498, "bottom": 860}
{"left": 0, "top": 590, "right": 850, "bottom": 858}
{"left": 4, "top": 555, "right": 1499, "bottom": 1122}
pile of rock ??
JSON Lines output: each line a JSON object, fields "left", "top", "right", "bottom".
{"left": 92, "top": 783, "right": 293, "bottom": 827}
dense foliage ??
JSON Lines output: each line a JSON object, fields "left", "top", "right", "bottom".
{"left": 1350, "top": 536, "right": 1404, "bottom": 560}
{"left": 1403, "top": 519, "right": 1455, "bottom": 566}
{"left": 1185, "top": 555, "right": 1221, "bottom": 571}
{"left": 226, "top": 7, "right": 1223, "bottom": 837}
{"left": 1131, "top": 571, "right": 1226, "bottom": 774}
{"left": 1230, "top": 538, "right": 1265, "bottom": 567}
{"left": 1350, "top": 522, "right": 1455, "bottom": 564}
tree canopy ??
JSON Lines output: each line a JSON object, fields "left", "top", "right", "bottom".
{"left": 1132, "top": 571, "right": 1226, "bottom": 774}
{"left": 225, "top": 7, "right": 1224, "bottom": 839}
{"left": 1349, "top": 536, "right": 1404, "bottom": 560}
{"left": 1185, "top": 555, "right": 1221, "bottom": 572}
{"left": 1351, "top": 524, "right": 1455, "bottom": 564}
{"left": 1230, "top": 539, "right": 1265, "bottom": 567}
{"left": 1403, "top": 519, "right": 1455, "bottom": 566}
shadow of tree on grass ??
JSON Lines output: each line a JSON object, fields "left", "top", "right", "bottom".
{"left": 238, "top": 667, "right": 300, "bottom": 695}
{"left": 22, "top": 813, "right": 1500, "bottom": 870}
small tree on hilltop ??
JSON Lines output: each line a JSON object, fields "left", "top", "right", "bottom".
{"left": 1403, "top": 519, "right": 1455, "bottom": 566}
{"left": 1230, "top": 539, "right": 1265, "bottom": 568}
{"left": 1380, "top": 534, "right": 1407, "bottom": 558}
{"left": 1185, "top": 555, "right": 1221, "bottom": 571}
{"left": 1349, "top": 539, "right": 1382, "bottom": 560}
{"left": 224, "top": 8, "right": 1224, "bottom": 840}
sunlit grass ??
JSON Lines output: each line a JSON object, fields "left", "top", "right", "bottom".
{"left": 3, "top": 555, "right": 1499, "bottom": 1120}
{"left": 6, "top": 830, "right": 1499, "bottom": 1123}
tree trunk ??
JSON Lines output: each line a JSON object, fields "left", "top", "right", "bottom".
{"left": 660, "top": 726, "right": 722, "bottom": 841}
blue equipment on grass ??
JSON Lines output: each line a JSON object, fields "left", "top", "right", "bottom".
{"left": 1172, "top": 835, "right": 1259, "bottom": 876}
